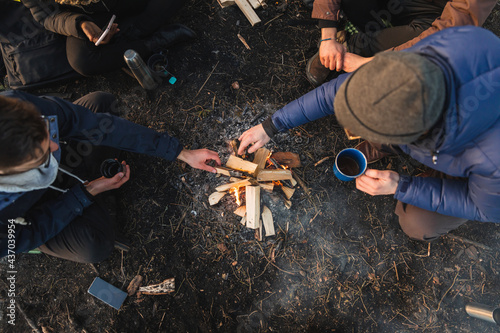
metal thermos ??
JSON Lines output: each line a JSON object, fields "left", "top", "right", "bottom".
{"left": 465, "top": 303, "right": 500, "bottom": 325}
{"left": 123, "top": 49, "right": 158, "bottom": 90}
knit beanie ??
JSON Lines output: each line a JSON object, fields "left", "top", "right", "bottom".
{"left": 334, "top": 52, "right": 445, "bottom": 144}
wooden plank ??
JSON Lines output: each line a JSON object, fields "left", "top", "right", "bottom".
{"left": 261, "top": 206, "right": 275, "bottom": 236}
{"left": 281, "top": 186, "right": 295, "bottom": 200}
{"left": 209, "top": 191, "right": 226, "bottom": 206}
{"left": 257, "top": 169, "right": 293, "bottom": 181}
{"left": 252, "top": 147, "right": 271, "bottom": 176}
{"left": 259, "top": 182, "right": 274, "bottom": 193}
{"left": 234, "top": 205, "right": 246, "bottom": 217}
{"left": 245, "top": 185, "right": 260, "bottom": 229}
{"left": 216, "top": 179, "right": 251, "bottom": 192}
{"left": 234, "top": 0, "right": 261, "bottom": 26}
{"left": 226, "top": 155, "right": 259, "bottom": 174}
{"left": 247, "top": 0, "right": 261, "bottom": 9}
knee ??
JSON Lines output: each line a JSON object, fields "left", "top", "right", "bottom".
{"left": 66, "top": 38, "right": 101, "bottom": 77}
{"left": 76, "top": 238, "right": 115, "bottom": 263}
{"left": 74, "top": 91, "right": 119, "bottom": 114}
{"left": 399, "top": 221, "right": 438, "bottom": 242}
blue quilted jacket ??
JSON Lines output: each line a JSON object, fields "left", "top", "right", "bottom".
{"left": 269, "top": 26, "right": 500, "bottom": 222}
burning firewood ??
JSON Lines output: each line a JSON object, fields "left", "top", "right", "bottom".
{"left": 271, "top": 152, "right": 301, "bottom": 168}
{"left": 259, "top": 182, "right": 274, "bottom": 192}
{"left": 138, "top": 278, "right": 175, "bottom": 295}
{"left": 216, "top": 179, "right": 253, "bottom": 192}
{"left": 252, "top": 148, "right": 271, "bottom": 176}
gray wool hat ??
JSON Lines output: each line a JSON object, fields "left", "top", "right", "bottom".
{"left": 334, "top": 52, "right": 446, "bottom": 144}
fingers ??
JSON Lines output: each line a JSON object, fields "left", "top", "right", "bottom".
{"left": 336, "top": 52, "right": 344, "bottom": 72}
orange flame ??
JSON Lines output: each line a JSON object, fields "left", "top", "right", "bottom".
{"left": 229, "top": 187, "right": 241, "bottom": 206}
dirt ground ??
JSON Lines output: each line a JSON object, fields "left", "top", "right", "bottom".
{"left": 2, "top": 1, "right": 500, "bottom": 332}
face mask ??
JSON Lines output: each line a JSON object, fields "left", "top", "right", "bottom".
{"left": 0, "top": 154, "right": 60, "bottom": 193}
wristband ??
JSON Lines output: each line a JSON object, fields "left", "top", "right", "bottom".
{"left": 320, "top": 38, "right": 333, "bottom": 43}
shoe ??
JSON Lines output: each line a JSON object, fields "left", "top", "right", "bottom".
{"left": 145, "top": 24, "right": 197, "bottom": 51}
{"left": 355, "top": 141, "right": 394, "bottom": 164}
{"left": 306, "top": 52, "right": 330, "bottom": 87}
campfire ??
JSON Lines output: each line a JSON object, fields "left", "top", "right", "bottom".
{"left": 209, "top": 144, "right": 300, "bottom": 240}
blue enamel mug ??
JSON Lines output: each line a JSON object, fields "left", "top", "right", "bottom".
{"left": 333, "top": 148, "right": 367, "bottom": 182}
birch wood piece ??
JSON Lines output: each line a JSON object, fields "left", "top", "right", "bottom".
{"left": 253, "top": 148, "right": 271, "bottom": 176}
{"left": 138, "top": 278, "right": 175, "bottom": 295}
{"left": 209, "top": 191, "right": 227, "bottom": 205}
{"left": 226, "top": 155, "right": 259, "bottom": 174}
{"left": 245, "top": 185, "right": 260, "bottom": 229}
{"left": 281, "top": 186, "right": 295, "bottom": 200}
{"left": 127, "top": 275, "right": 143, "bottom": 296}
{"left": 261, "top": 206, "right": 275, "bottom": 236}
{"left": 216, "top": 179, "right": 252, "bottom": 192}
{"left": 259, "top": 182, "right": 274, "bottom": 192}
{"left": 234, "top": 0, "right": 261, "bottom": 26}
{"left": 234, "top": 205, "right": 246, "bottom": 217}
{"left": 257, "top": 169, "right": 293, "bottom": 181}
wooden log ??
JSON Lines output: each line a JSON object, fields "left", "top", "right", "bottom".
{"left": 209, "top": 191, "right": 226, "bottom": 206}
{"left": 234, "top": 0, "right": 261, "bottom": 26}
{"left": 139, "top": 278, "right": 175, "bottom": 295}
{"left": 245, "top": 185, "right": 260, "bottom": 229}
{"left": 261, "top": 206, "right": 275, "bottom": 236}
{"left": 247, "top": 0, "right": 261, "bottom": 9}
{"left": 216, "top": 179, "right": 252, "bottom": 192}
{"left": 127, "top": 275, "right": 143, "bottom": 296}
{"left": 257, "top": 169, "right": 293, "bottom": 181}
{"left": 253, "top": 147, "right": 271, "bottom": 176}
{"left": 234, "top": 205, "right": 246, "bottom": 217}
{"left": 281, "top": 186, "right": 295, "bottom": 200}
{"left": 226, "top": 155, "right": 259, "bottom": 175}
{"left": 259, "top": 182, "right": 274, "bottom": 193}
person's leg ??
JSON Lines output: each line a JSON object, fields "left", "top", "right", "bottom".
{"left": 395, "top": 201, "right": 469, "bottom": 241}
{"left": 38, "top": 204, "right": 115, "bottom": 263}
{"left": 65, "top": 36, "right": 149, "bottom": 76}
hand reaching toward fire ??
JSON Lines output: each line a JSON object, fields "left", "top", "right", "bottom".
{"left": 238, "top": 124, "right": 270, "bottom": 155}
{"left": 355, "top": 169, "right": 400, "bottom": 195}
{"left": 177, "top": 149, "right": 221, "bottom": 173}
{"left": 342, "top": 53, "right": 374, "bottom": 73}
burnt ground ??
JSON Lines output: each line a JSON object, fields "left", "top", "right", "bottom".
{"left": 2, "top": 1, "right": 500, "bottom": 332}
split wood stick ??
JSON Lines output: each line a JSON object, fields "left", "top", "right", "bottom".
{"left": 139, "top": 278, "right": 175, "bottom": 295}
{"left": 258, "top": 218, "right": 263, "bottom": 241}
{"left": 257, "top": 169, "right": 292, "bottom": 181}
{"left": 216, "top": 179, "right": 252, "bottom": 192}
{"left": 252, "top": 147, "right": 271, "bottom": 176}
{"left": 218, "top": 0, "right": 235, "bottom": 7}
{"left": 245, "top": 185, "right": 260, "bottom": 229}
{"left": 234, "top": 0, "right": 261, "bottom": 26}
{"left": 209, "top": 191, "right": 227, "bottom": 206}
{"left": 240, "top": 215, "right": 246, "bottom": 225}
{"left": 226, "top": 155, "right": 259, "bottom": 174}
{"left": 234, "top": 205, "right": 246, "bottom": 217}
{"left": 237, "top": 34, "right": 251, "bottom": 50}
{"left": 215, "top": 166, "right": 232, "bottom": 176}
{"left": 259, "top": 182, "right": 274, "bottom": 192}
{"left": 247, "top": 0, "right": 261, "bottom": 9}
{"left": 261, "top": 205, "right": 275, "bottom": 236}
{"left": 281, "top": 186, "right": 295, "bottom": 200}
{"left": 127, "top": 275, "right": 143, "bottom": 296}
{"left": 230, "top": 176, "right": 245, "bottom": 182}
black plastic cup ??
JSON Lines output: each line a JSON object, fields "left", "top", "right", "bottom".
{"left": 100, "top": 159, "right": 123, "bottom": 178}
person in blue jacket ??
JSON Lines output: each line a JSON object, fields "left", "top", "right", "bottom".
{"left": 0, "top": 91, "right": 220, "bottom": 262}
{"left": 238, "top": 26, "right": 500, "bottom": 241}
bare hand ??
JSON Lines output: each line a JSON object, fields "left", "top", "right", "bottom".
{"left": 319, "top": 39, "right": 346, "bottom": 72}
{"left": 343, "top": 53, "right": 374, "bottom": 73}
{"left": 85, "top": 161, "right": 130, "bottom": 196}
{"left": 80, "top": 21, "right": 119, "bottom": 45}
{"left": 356, "top": 169, "right": 400, "bottom": 196}
{"left": 177, "top": 149, "right": 221, "bottom": 173}
{"left": 238, "top": 124, "right": 270, "bottom": 155}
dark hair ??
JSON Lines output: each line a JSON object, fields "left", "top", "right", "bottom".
{"left": 0, "top": 96, "right": 47, "bottom": 170}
